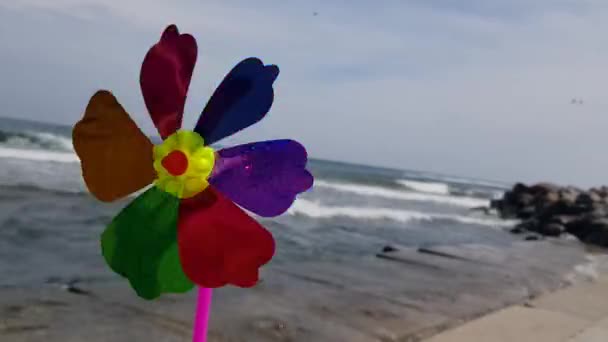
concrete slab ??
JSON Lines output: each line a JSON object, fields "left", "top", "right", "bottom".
{"left": 567, "top": 313, "right": 608, "bottom": 341}
{"left": 597, "top": 317, "right": 608, "bottom": 329}
{"left": 532, "top": 281, "right": 608, "bottom": 321}
{"left": 598, "top": 276, "right": 608, "bottom": 285}
{"left": 568, "top": 326, "right": 608, "bottom": 342}
{"left": 425, "top": 306, "right": 589, "bottom": 342}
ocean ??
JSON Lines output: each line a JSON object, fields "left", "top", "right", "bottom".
{"left": 0, "top": 115, "right": 520, "bottom": 288}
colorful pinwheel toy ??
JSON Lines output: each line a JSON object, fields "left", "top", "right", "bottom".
{"left": 72, "top": 24, "right": 313, "bottom": 341}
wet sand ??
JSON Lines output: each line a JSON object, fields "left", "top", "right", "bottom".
{"left": 1, "top": 238, "right": 604, "bottom": 342}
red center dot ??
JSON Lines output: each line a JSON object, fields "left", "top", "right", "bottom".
{"left": 162, "top": 150, "right": 188, "bottom": 176}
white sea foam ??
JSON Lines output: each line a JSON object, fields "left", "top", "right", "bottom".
{"left": 288, "top": 199, "right": 514, "bottom": 227}
{"left": 564, "top": 253, "right": 608, "bottom": 283}
{"left": 314, "top": 180, "right": 489, "bottom": 208}
{"left": 427, "top": 174, "right": 509, "bottom": 189}
{"left": 396, "top": 179, "right": 450, "bottom": 195}
{"left": 0, "top": 130, "right": 74, "bottom": 152}
{"left": 29, "top": 131, "right": 74, "bottom": 151}
{"left": 0, "top": 147, "right": 78, "bottom": 163}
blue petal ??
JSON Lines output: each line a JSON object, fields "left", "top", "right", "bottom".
{"left": 194, "top": 58, "right": 279, "bottom": 145}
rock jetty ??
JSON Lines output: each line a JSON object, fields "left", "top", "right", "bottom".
{"left": 491, "top": 183, "right": 608, "bottom": 247}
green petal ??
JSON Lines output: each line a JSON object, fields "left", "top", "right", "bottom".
{"left": 101, "top": 186, "right": 194, "bottom": 299}
{"left": 158, "top": 243, "right": 195, "bottom": 293}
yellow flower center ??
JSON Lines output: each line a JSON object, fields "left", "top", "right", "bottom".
{"left": 153, "top": 130, "right": 215, "bottom": 199}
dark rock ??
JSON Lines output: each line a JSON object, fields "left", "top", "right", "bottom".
{"left": 510, "top": 227, "right": 525, "bottom": 234}
{"left": 589, "top": 206, "right": 608, "bottom": 219}
{"left": 589, "top": 217, "right": 608, "bottom": 226}
{"left": 524, "top": 235, "right": 541, "bottom": 241}
{"left": 60, "top": 280, "right": 91, "bottom": 296}
{"left": 498, "top": 208, "right": 518, "bottom": 219}
{"left": 496, "top": 182, "right": 608, "bottom": 247}
{"left": 543, "top": 191, "right": 560, "bottom": 204}
{"left": 559, "top": 189, "right": 578, "bottom": 204}
{"left": 516, "top": 194, "right": 535, "bottom": 208}
{"left": 65, "top": 285, "right": 91, "bottom": 296}
{"left": 590, "top": 187, "right": 608, "bottom": 199}
{"left": 529, "top": 183, "right": 558, "bottom": 195}
{"left": 502, "top": 190, "right": 515, "bottom": 202}
{"left": 512, "top": 183, "right": 530, "bottom": 195}
{"left": 382, "top": 245, "right": 398, "bottom": 253}
{"left": 582, "top": 219, "right": 608, "bottom": 247}
{"left": 538, "top": 200, "right": 587, "bottom": 221}
{"left": 589, "top": 192, "right": 602, "bottom": 202}
{"left": 565, "top": 216, "right": 593, "bottom": 236}
{"left": 513, "top": 219, "right": 538, "bottom": 233}
{"left": 538, "top": 223, "right": 565, "bottom": 237}
{"left": 495, "top": 194, "right": 519, "bottom": 218}
{"left": 576, "top": 192, "right": 601, "bottom": 207}
{"left": 548, "top": 215, "right": 578, "bottom": 226}
{"left": 490, "top": 199, "right": 503, "bottom": 210}
{"left": 564, "top": 216, "right": 608, "bottom": 241}
{"left": 517, "top": 205, "right": 537, "bottom": 219}
{"left": 534, "top": 191, "right": 560, "bottom": 211}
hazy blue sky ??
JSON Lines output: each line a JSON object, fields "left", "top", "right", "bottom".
{"left": 1, "top": 1, "right": 608, "bottom": 186}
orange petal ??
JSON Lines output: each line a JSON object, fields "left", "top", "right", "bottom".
{"left": 73, "top": 90, "right": 156, "bottom": 202}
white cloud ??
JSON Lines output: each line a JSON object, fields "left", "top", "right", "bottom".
{"left": 2, "top": 1, "right": 608, "bottom": 186}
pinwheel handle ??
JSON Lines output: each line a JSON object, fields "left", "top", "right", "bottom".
{"left": 193, "top": 287, "right": 213, "bottom": 342}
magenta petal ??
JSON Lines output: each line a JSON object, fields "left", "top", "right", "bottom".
{"left": 209, "top": 140, "right": 313, "bottom": 217}
{"left": 140, "top": 25, "right": 197, "bottom": 139}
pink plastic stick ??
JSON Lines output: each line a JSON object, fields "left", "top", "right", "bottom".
{"left": 192, "top": 287, "right": 213, "bottom": 342}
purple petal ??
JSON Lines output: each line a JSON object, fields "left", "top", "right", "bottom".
{"left": 209, "top": 140, "right": 313, "bottom": 217}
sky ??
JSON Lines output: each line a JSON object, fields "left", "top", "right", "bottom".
{"left": 1, "top": 0, "right": 608, "bottom": 187}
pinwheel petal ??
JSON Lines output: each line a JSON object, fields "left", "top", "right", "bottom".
{"left": 101, "top": 187, "right": 194, "bottom": 300}
{"left": 194, "top": 58, "right": 279, "bottom": 145}
{"left": 178, "top": 186, "right": 275, "bottom": 288}
{"left": 73, "top": 90, "right": 156, "bottom": 202}
{"left": 209, "top": 140, "right": 313, "bottom": 217}
{"left": 140, "top": 24, "right": 197, "bottom": 139}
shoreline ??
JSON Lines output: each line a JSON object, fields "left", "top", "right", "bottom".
{"left": 424, "top": 274, "right": 608, "bottom": 341}
{"left": 1, "top": 237, "right": 604, "bottom": 341}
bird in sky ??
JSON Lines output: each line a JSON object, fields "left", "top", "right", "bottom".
{"left": 571, "top": 98, "right": 584, "bottom": 105}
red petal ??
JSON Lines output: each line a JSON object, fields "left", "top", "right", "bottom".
{"left": 177, "top": 186, "right": 275, "bottom": 288}
{"left": 140, "top": 24, "right": 197, "bottom": 139}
